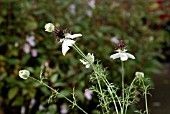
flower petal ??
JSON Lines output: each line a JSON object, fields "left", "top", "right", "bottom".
{"left": 87, "top": 53, "right": 94, "bottom": 63}
{"left": 110, "top": 53, "right": 121, "bottom": 60}
{"left": 62, "top": 39, "right": 75, "bottom": 56}
{"left": 119, "top": 53, "right": 128, "bottom": 61}
{"left": 65, "top": 33, "right": 82, "bottom": 39}
{"left": 63, "top": 39, "right": 75, "bottom": 46}
{"left": 80, "top": 59, "right": 88, "bottom": 65}
{"left": 85, "top": 64, "right": 90, "bottom": 68}
{"left": 62, "top": 44, "right": 70, "bottom": 56}
{"left": 126, "top": 53, "right": 135, "bottom": 59}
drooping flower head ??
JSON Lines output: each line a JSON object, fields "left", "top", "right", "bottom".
{"left": 44, "top": 23, "right": 82, "bottom": 56}
{"left": 110, "top": 40, "right": 135, "bottom": 61}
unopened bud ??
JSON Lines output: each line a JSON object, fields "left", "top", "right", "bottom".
{"left": 45, "top": 23, "right": 55, "bottom": 32}
{"left": 19, "top": 70, "right": 30, "bottom": 79}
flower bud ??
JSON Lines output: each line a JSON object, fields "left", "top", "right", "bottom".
{"left": 19, "top": 70, "right": 30, "bottom": 79}
{"left": 135, "top": 72, "right": 144, "bottom": 78}
{"left": 44, "top": 23, "right": 55, "bottom": 32}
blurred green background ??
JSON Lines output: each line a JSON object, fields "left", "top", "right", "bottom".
{"left": 0, "top": 0, "right": 169, "bottom": 114}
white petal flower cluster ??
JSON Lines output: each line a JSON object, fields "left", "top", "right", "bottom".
{"left": 44, "top": 23, "right": 55, "bottom": 32}
{"left": 110, "top": 49, "right": 135, "bottom": 61}
{"left": 80, "top": 53, "right": 94, "bottom": 68}
{"left": 60, "top": 33, "right": 82, "bottom": 56}
{"left": 19, "top": 70, "right": 30, "bottom": 79}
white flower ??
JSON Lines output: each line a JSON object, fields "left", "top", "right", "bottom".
{"left": 19, "top": 70, "right": 30, "bottom": 79}
{"left": 135, "top": 72, "right": 144, "bottom": 78}
{"left": 60, "top": 33, "right": 82, "bottom": 56}
{"left": 44, "top": 23, "right": 55, "bottom": 32}
{"left": 80, "top": 53, "right": 94, "bottom": 68}
{"left": 110, "top": 49, "right": 135, "bottom": 61}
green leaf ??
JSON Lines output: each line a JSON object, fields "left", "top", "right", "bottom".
{"left": 58, "top": 90, "right": 70, "bottom": 98}
{"left": 51, "top": 74, "right": 58, "bottom": 83}
{"left": 8, "top": 87, "right": 19, "bottom": 100}
{"left": 12, "top": 96, "right": 24, "bottom": 106}
{"left": 28, "top": 88, "right": 36, "bottom": 98}
{"left": 7, "top": 58, "right": 20, "bottom": 65}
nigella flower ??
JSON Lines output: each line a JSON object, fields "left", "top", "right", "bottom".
{"left": 58, "top": 33, "right": 82, "bottom": 56}
{"left": 110, "top": 40, "right": 135, "bottom": 61}
{"left": 44, "top": 23, "right": 82, "bottom": 56}
{"left": 80, "top": 53, "right": 94, "bottom": 68}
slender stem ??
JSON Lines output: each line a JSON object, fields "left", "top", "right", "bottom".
{"left": 73, "top": 44, "right": 87, "bottom": 59}
{"left": 144, "top": 88, "right": 149, "bottom": 114}
{"left": 121, "top": 61, "right": 125, "bottom": 114}
{"left": 96, "top": 72, "right": 109, "bottom": 112}
{"left": 124, "top": 76, "right": 138, "bottom": 114}
{"left": 29, "top": 76, "right": 88, "bottom": 114}
{"left": 141, "top": 79, "right": 149, "bottom": 114}
{"left": 73, "top": 44, "right": 122, "bottom": 113}
{"left": 107, "top": 87, "right": 119, "bottom": 114}
{"left": 101, "top": 72, "right": 122, "bottom": 110}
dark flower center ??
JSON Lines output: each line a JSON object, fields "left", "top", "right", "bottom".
{"left": 117, "top": 40, "right": 126, "bottom": 50}
{"left": 54, "top": 28, "right": 65, "bottom": 38}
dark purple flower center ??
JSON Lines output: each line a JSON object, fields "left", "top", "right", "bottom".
{"left": 117, "top": 40, "right": 126, "bottom": 50}
{"left": 54, "top": 28, "right": 65, "bottom": 38}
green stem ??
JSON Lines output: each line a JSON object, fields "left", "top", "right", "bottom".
{"left": 124, "top": 76, "right": 138, "bottom": 114}
{"left": 29, "top": 76, "right": 88, "bottom": 114}
{"left": 73, "top": 44, "right": 87, "bottom": 59}
{"left": 73, "top": 44, "right": 109, "bottom": 113}
{"left": 73, "top": 44, "right": 122, "bottom": 114}
{"left": 98, "top": 77, "right": 109, "bottom": 112}
{"left": 144, "top": 89, "right": 149, "bottom": 114}
{"left": 121, "top": 61, "right": 125, "bottom": 114}
{"left": 141, "top": 79, "right": 149, "bottom": 114}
